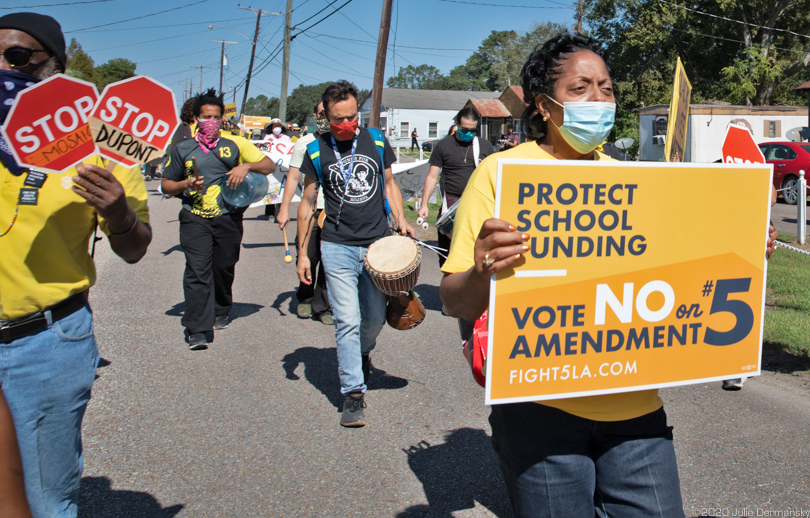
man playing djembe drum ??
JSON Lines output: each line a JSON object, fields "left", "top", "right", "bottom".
{"left": 296, "top": 80, "right": 413, "bottom": 427}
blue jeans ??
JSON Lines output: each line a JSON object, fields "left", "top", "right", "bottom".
{"left": 489, "top": 403, "right": 683, "bottom": 518}
{"left": 0, "top": 304, "right": 99, "bottom": 518}
{"left": 321, "top": 241, "right": 387, "bottom": 394}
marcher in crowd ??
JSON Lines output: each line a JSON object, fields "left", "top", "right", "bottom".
{"left": 162, "top": 88, "right": 274, "bottom": 350}
{"left": 418, "top": 107, "right": 494, "bottom": 268}
{"left": 297, "top": 80, "right": 413, "bottom": 427}
{"left": 440, "top": 32, "right": 686, "bottom": 517}
{"left": 0, "top": 12, "right": 152, "bottom": 516}
{"left": 411, "top": 128, "right": 419, "bottom": 150}
{"left": 277, "top": 99, "right": 333, "bottom": 325}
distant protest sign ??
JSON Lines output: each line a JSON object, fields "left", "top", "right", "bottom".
{"left": 224, "top": 103, "right": 237, "bottom": 118}
{"left": 1, "top": 74, "right": 98, "bottom": 173}
{"left": 88, "top": 76, "right": 179, "bottom": 168}
{"left": 665, "top": 57, "right": 692, "bottom": 163}
{"left": 487, "top": 159, "right": 772, "bottom": 404}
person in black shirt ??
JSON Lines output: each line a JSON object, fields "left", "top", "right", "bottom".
{"left": 162, "top": 88, "right": 274, "bottom": 350}
{"left": 297, "top": 81, "right": 413, "bottom": 427}
{"left": 411, "top": 128, "right": 419, "bottom": 150}
{"left": 418, "top": 107, "right": 494, "bottom": 267}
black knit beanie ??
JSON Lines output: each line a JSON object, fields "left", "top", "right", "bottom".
{"left": 0, "top": 12, "right": 67, "bottom": 70}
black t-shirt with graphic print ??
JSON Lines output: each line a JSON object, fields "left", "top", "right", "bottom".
{"left": 300, "top": 128, "right": 396, "bottom": 247}
{"left": 428, "top": 134, "right": 494, "bottom": 198}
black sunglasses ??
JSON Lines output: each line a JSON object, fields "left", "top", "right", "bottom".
{"left": 1, "top": 47, "right": 48, "bottom": 68}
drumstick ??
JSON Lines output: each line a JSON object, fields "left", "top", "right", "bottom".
{"left": 191, "top": 157, "right": 203, "bottom": 190}
{"left": 282, "top": 227, "right": 292, "bottom": 263}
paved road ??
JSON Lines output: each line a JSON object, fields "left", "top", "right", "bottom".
{"left": 772, "top": 200, "right": 810, "bottom": 239}
{"left": 78, "top": 182, "right": 810, "bottom": 517}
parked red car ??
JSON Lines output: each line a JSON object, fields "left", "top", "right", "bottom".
{"left": 758, "top": 141, "right": 810, "bottom": 204}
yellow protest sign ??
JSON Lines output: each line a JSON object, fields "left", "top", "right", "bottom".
{"left": 488, "top": 159, "right": 772, "bottom": 404}
{"left": 224, "top": 103, "right": 237, "bottom": 118}
{"left": 665, "top": 57, "right": 692, "bottom": 162}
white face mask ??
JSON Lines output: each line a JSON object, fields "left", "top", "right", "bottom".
{"left": 546, "top": 96, "right": 616, "bottom": 154}
{"left": 272, "top": 127, "right": 283, "bottom": 136}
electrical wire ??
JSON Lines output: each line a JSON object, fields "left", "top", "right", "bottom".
{"left": 0, "top": 0, "right": 114, "bottom": 7}
{"left": 435, "top": 0, "right": 573, "bottom": 9}
{"left": 658, "top": 0, "right": 810, "bottom": 41}
{"left": 66, "top": 0, "right": 211, "bottom": 33}
{"left": 293, "top": 0, "right": 342, "bottom": 29}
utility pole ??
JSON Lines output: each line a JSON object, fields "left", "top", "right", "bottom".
{"left": 238, "top": 6, "right": 282, "bottom": 116}
{"left": 209, "top": 40, "right": 237, "bottom": 93}
{"left": 576, "top": 0, "right": 583, "bottom": 32}
{"left": 369, "top": 0, "right": 393, "bottom": 129}
{"left": 190, "top": 65, "right": 213, "bottom": 92}
{"left": 279, "top": 0, "right": 293, "bottom": 123}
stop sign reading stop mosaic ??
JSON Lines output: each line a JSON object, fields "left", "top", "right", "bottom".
{"left": 0, "top": 74, "right": 99, "bottom": 173}
{"left": 88, "top": 76, "right": 179, "bottom": 168}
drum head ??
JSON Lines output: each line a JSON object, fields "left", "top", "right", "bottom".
{"left": 366, "top": 235, "right": 417, "bottom": 274}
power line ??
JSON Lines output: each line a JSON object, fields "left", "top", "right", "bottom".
{"left": 435, "top": 0, "right": 573, "bottom": 9}
{"left": 658, "top": 0, "right": 810, "bottom": 41}
{"left": 291, "top": 0, "right": 355, "bottom": 39}
{"left": 66, "top": 0, "right": 211, "bottom": 33}
{"left": 1, "top": 0, "right": 114, "bottom": 8}
{"left": 670, "top": 27, "right": 810, "bottom": 56}
{"left": 292, "top": 0, "right": 341, "bottom": 29}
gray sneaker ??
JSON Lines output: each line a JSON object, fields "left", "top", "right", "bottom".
{"left": 340, "top": 392, "right": 366, "bottom": 427}
{"left": 297, "top": 303, "right": 312, "bottom": 319}
{"left": 214, "top": 315, "right": 229, "bottom": 330}
{"left": 722, "top": 378, "right": 745, "bottom": 391}
{"left": 188, "top": 332, "right": 208, "bottom": 350}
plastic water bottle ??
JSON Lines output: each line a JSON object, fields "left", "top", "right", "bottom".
{"left": 220, "top": 172, "right": 268, "bottom": 207}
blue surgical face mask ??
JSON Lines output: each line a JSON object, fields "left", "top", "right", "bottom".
{"left": 546, "top": 96, "right": 615, "bottom": 154}
{"left": 456, "top": 127, "right": 476, "bottom": 142}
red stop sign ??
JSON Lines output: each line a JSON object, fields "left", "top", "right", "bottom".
{"left": 88, "top": 76, "right": 179, "bottom": 168}
{"left": 722, "top": 124, "right": 765, "bottom": 164}
{"left": 0, "top": 74, "right": 98, "bottom": 173}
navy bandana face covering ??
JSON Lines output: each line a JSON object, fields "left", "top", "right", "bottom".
{"left": 0, "top": 70, "right": 41, "bottom": 176}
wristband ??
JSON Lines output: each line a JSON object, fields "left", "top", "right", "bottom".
{"left": 110, "top": 216, "right": 139, "bottom": 236}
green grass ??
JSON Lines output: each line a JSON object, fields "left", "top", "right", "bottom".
{"left": 402, "top": 201, "right": 441, "bottom": 227}
{"left": 764, "top": 231, "right": 810, "bottom": 358}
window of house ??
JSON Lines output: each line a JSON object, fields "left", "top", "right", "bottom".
{"left": 763, "top": 120, "right": 781, "bottom": 139}
{"left": 400, "top": 122, "right": 409, "bottom": 138}
{"left": 428, "top": 122, "right": 438, "bottom": 138}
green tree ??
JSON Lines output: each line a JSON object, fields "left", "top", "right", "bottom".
{"left": 64, "top": 38, "right": 96, "bottom": 84}
{"left": 386, "top": 64, "right": 448, "bottom": 89}
{"left": 95, "top": 58, "right": 137, "bottom": 90}
{"left": 284, "top": 82, "right": 332, "bottom": 126}
{"left": 244, "top": 94, "right": 279, "bottom": 117}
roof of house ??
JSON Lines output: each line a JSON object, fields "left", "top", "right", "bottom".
{"left": 363, "top": 88, "right": 501, "bottom": 111}
{"left": 467, "top": 98, "right": 512, "bottom": 118}
{"left": 504, "top": 86, "right": 526, "bottom": 102}
{"left": 797, "top": 80, "right": 810, "bottom": 91}
{"left": 639, "top": 103, "right": 808, "bottom": 116}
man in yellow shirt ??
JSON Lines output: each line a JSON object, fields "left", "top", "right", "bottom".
{"left": 0, "top": 12, "right": 152, "bottom": 517}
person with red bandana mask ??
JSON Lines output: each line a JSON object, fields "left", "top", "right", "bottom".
{"left": 297, "top": 80, "right": 414, "bottom": 427}
{"left": 162, "top": 88, "right": 275, "bottom": 350}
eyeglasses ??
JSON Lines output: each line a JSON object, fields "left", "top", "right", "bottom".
{"left": 1, "top": 47, "right": 48, "bottom": 68}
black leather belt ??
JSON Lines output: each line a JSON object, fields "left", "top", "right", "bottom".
{"left": 0, "top": 291, "right": 89, "bottom": 343}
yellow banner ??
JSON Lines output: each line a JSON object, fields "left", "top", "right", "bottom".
{"left": 488, "top": 159, "right": 772, "bottom": 404}
{"left": 665, "top": 57, "right": 692, "bottom": 162}
{"left": 224, "top": 103, "right": 237, "bottom": 118}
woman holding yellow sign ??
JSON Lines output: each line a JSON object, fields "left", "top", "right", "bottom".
{"left": 440, "top": 33, "right": 685, "bottom": 516}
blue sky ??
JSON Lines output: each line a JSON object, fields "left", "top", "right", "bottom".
{"left": 4, "top": 0, "right": 578, "bottom": 108}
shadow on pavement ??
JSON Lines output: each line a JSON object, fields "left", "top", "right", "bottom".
{"left": 414, "top": 283, "right": 441, "bottom": 312}
{"left": 397, "top": 428, "right": 512, "bottom": 518}
{"left": 79, "top": 476, "right": 183, "bottom": 517}
{"left": 160, "top": 244, "right": 183, "bottom": 256}
{"left": 241, "top": 242, "right": 283, "bottom": 249}
{"left": 762, "top": 341, "right": 810, "bottom": 374}
{"left": 269, "top": 290, "right": 296, "bottom": 317}
{"left": 165, "top": 302, "right": 263, "bottom": 324}
{"left": 282, "top": 346, "right": 408, "bottom": 409}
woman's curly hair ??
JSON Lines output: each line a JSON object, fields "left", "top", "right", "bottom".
{"left": 519, "top": 32, "right": 611, "bottom": 142}
{"left": 179, "top": 98, "right": 195, "bottom": 124}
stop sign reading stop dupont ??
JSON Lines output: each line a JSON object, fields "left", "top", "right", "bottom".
{"left": 88, "top": 76, "right": 179, "bottom": 168}
{"left": 722, "top": 124, "right": 765, "bottom": 164}
{"left": 1, "top": 74, "right": 98, "bottom": 173}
